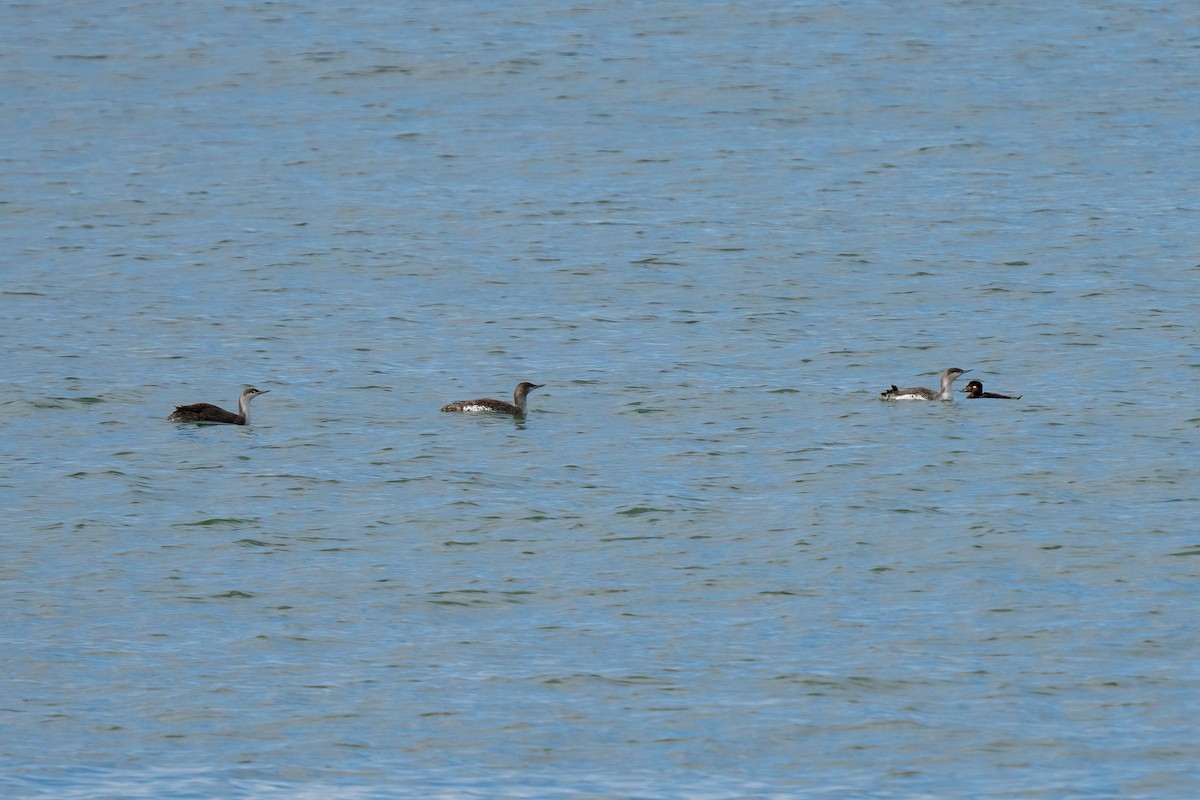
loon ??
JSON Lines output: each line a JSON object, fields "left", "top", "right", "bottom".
{"left": 441, "top": 382, "right": 544, "bottom": 415}
{"left": 880, "top": 368, "right": 970, "bottom": 401}
{"left": 167, "top": 387, "right": 269, "bottom": 424}
{"left": 960, "top": 380, "right": 1021, "bottom": 400}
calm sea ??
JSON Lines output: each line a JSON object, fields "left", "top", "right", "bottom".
{"left": 2, "top": 1, "right": 1198, "bottom": 797}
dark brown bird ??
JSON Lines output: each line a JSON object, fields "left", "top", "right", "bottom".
{"left": 960, "top": 380, "right": 1021, "bottom": 400}
{"left": 441, "top": 382, "right": 543, "bottom": 415}
{"left": 167, "top": 387, "right": 269, "bottom": 424}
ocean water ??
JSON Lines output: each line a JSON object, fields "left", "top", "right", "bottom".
{"left": 2, "top": 1, "right": 1198, "bottom": 798}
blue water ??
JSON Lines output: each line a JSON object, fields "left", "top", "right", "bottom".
{"left": 3, "top": 1, "right": 1198, "bottom": 798}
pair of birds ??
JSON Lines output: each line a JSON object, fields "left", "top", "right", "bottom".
{"left": 879, "top": 367, "right": 1021, "bottom": 401}
{"left": 166, "top": 382, "right": 545, "bottom": 424}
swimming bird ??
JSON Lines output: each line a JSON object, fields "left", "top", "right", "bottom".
{"left": 960, "top": 380, "right": 1021, "bottom": 399}
{"left": 441, "top": 382, "right": 544, "bottom": 415}
{"left": 879, "top": 368, "right": 970, "bottom": 401}
{"left": 167, "top": 386, "right": 269, "bottom": 424}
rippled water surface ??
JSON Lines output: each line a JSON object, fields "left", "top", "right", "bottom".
{"left": 3, "top": 1, "right": 1199, "bottom": 798}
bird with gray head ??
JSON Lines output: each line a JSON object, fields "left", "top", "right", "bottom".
{"left": 880, "top": 368, "right": 970, "bottom": 401}
{"left": 441, "top": 382, "right": 544, "bottom": 415}
{"left": 167, "top": 386, "right": 270, "bottom": 424}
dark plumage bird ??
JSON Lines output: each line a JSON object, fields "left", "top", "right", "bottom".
{"left": 960, "top": 380, "right": 1021, "bottom": 399}
{"left": 441, "top": 382, "right": 544, "bottom": 415}
{"left": 880, "top": 368, "right": 970, "bottom": 401}
{"left": 167, "top": 387, "right": 269, "bottom": 424}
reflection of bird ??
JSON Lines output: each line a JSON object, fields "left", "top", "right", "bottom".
{"left": 168, "top": 387, "right": 269, "bottom": 424}
{"left": 880, "top": 368, "right": 970, "bottom": 401}
{"left": 441, "top": 382, "right": 544, "bottom": 415}
{"left": 960, "top": 380, "right": 1021, "bottom": 400}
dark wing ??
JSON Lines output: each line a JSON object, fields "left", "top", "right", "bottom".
{"left": 169, "top": 402, "right": 239, "bottom": 423}
{"left": 441, "top": 397, "right": 519, "bottom": 413}
{"left": 173, "top": 402, "right": 220, "bottom": 414}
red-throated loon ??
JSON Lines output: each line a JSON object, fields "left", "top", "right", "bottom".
{"left": 879, "top": 368, "right": 970, "bottom": 401}
{"left": 167, "top": 387, "right": 269, "bottom": 424}
{"left": 960, "top": 380, "right": 1021, "bottom": 399}
{"left": 441, "top": 382, "right": 544, "bottom": 415}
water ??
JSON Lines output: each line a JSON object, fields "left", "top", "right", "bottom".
{"left": 3, "top": 1, "right": 1198, "bottom": 797}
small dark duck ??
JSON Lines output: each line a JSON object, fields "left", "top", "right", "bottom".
{"left": 960, "top": 380, "right": 1021, "bottom": 399}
